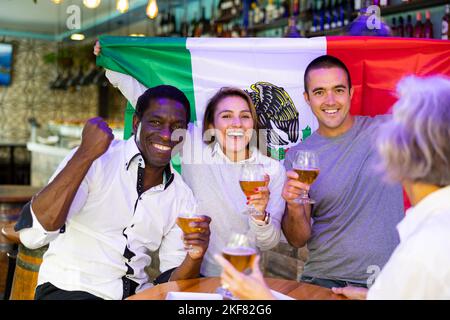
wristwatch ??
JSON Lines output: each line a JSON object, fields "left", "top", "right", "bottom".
{"left": 252, "top": 211, "right": 271, "bottom": 226}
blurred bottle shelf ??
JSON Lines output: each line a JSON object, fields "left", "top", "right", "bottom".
{"left": 381, "top": 0, "right": 449, "bottom": 16}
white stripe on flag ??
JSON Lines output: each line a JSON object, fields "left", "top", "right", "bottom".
{"left": 186, "top": 37, "right": 326, "bottom": 149}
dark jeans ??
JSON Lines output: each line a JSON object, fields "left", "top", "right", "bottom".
{"left": 300, "top": 275, "right": 368, "bottom": 289}
{"left": 35, "top": 282, "right": 103, "bottom": 300}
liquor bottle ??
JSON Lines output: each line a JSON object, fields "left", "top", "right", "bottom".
{"left": 442, "top": 4, "right": 450, "bottom": 40}
{"left": 218, "top": 0, "right": 235, "bottom": 18}
{"left": 405, "top": 14, "right": 413, "bottom": 37}
{"left": 200, "top": 6, "right": 212, "bottom": 36}
{"left": 285, "top": 15, "right": 301, "bottom": 37}
{"left": 324, "top": 0, "right": 332, "bottom": 30}
{"left": 346, "top": 0, "right": 353, "bottom": 26}
{"left": 253, "top": 2, "right": 262, "bottom": 25}
{"left": 330, "top": 1, "right": 337, "bottom": 29}
{"left": 397, "top": 16, "right": 404, "bottom": 37}
{"left": 391, "top": 17, "right": 397, "bottom": 37}
{"left": 380, "top": 0, "right": 388, "bottom": 7}
{"left": 277, "top": 0, "right": 286, "bottom": 18}
{"left": 423, "top": 10, "right": 433, "bottom": 39}
{"left": 248, "top": 2, "right": 255, "bottom": 27}
{"left": 281, "top": 0, "right": 290, "bottom": 18}
{"left": 414, "top": 12, "right": 424, "bottom": 38}
{"left": 293, "top": 0, "right": 300, "bottom": 16}
{"left": 354, "top": 0, "right": 362, "bottom": 11}
{"left": 265, "top": 0, "right": 276, "bottom": 24}
{"left": 189, "top": 13, "right": 198, "bottom": 37}
{"left": 318, "top": 1, "right": 325, "bottom": 31}
{"left": 299, "top": 0, "right": 307, "bottom": 13}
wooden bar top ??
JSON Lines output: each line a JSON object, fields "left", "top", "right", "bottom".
{"left": 0, "top": 185, "right": 41, "bottom": 203}
{"left": 127, "top": 277, "right": 347, "bottom": 300}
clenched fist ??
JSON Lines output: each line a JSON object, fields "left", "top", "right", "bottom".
{"left": 77, "top": 117, "right": 114, "bottom": 161}
{"left": 93, "top": 40, "right": 101, "bottom": 56}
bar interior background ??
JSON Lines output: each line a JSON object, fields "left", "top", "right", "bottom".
{"left": 0, "top": 0, "right": 449, "bottom": 291}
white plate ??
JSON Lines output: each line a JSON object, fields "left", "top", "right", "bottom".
{"left": 165, "top": 291, "right": 224, "bottom": 300}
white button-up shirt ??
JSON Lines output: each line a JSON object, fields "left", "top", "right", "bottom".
{"left": 367, "top": 185, "right": 450, "bottom": 299}
{"left": 18, "top": 138, "right": 194, "bottom": 300}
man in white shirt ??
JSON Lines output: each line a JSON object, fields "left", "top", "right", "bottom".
{"left": 15, "top": 85, "right": 211, "bottom": 300}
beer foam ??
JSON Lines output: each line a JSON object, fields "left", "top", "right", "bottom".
{"left": 222, "top": 247, "right": 257, "bottom": 256}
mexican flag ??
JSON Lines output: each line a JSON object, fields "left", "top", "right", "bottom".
{"left": 97, "top": 35, "right": 450, "bottom": 161}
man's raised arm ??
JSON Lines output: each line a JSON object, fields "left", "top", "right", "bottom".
{"left": 31, "top": 118, "right": 113, "bottom": 231}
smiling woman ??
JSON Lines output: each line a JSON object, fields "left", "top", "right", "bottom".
{"left": 180, "top": 86, "right": 287, "bottom": 282}
{"left": 202, "top": 87, "right": 259, "bottom": 163}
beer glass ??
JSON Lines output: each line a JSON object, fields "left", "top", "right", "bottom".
{"left": 176, "top": 200, "right": 203, "bottom": 254}
{"left": 216, "top": 232, "right": 258, "bottom": 299}
{"left": 239, "top": 164, "right": 266, "bottom": 216}
{"left": 292, "top": 150, "right": 320, "bottom": 204}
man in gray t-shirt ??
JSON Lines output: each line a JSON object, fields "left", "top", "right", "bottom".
{"left": 281, "top": 55, "right": 404, "bottom": 288}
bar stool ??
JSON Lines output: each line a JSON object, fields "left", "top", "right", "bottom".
{"left": 1, "top": 222, "right": 48, "bottom": 300}
{"left": 0, "top": 185, "right": 41, "bottom": 299}
{"left": 1, "top": 223, "right": 19, "bottom": 300}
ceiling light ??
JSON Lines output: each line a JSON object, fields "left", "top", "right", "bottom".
{"left": 83, "top": 0, "right": 101, "bottom": 9}
{"left": 146, "top": 0, "right": 158, "bottom": 19}
{"left": 116, "top": 0, "right": 129, "bottom": 13}
{"left": 70, "top": 33, "right": 85, "bottom": 41}
{"left": 51, "top": 0, "right": 63, "bottom": 4}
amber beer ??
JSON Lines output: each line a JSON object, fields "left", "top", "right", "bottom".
{"left": 239, "top": 180, "right": 265, "bottom": 197}
{"left": 294, "top": 168, "right": 320, "bottom": 185}
{"left": 222, "top": 247, "right": 257, "bottom": 272}
{"left": 176, "top": 216, "right": 203, "bottom": 234}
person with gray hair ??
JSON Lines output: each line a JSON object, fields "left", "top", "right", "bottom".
{"left": 332, "top": 74, "right": 450, "bottom": 299}
{"left": 215, "top": 74, "right": 450, "bottom": 300}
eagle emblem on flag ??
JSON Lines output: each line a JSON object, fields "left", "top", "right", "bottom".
{"left": 245, "top": 82, "right": 300, "bottom": 149}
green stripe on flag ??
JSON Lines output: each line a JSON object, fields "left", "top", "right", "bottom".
{"left": 96, "top": 36, "right": 196, "bottom": 123}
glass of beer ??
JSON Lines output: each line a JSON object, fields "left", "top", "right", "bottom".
{"left": 216, "top": 232, "right": 258, "bottom": 299}
{"left": 239, "top": 164, "right": 266, "bottom": 216}
{"left": 292, "top": 150, "right": 319, "bottom": 204}
{"left": 176, "top": 200, "right": 204, "bottom": 254}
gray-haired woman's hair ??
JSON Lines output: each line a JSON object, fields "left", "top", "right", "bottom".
{"left": 376, "top": 75, "right": 450, "bottom": 186}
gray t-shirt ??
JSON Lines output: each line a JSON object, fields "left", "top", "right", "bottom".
{"left": 284, "top": 115, "right": 404, "bottom": 284}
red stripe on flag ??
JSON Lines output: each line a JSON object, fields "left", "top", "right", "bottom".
{"left": 327, "top": 37, "right": 450, "bottom": 211}
{"left": 327, "top": 36, "right": 450, "bottom": 116}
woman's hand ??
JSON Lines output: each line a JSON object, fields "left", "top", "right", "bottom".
{"left": 215, "top": 254, "right": 276, "bottom": 300}
{"left": 247, "top": 174, "right": 270, "bottom": 220}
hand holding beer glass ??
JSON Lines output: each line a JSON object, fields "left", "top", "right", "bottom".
{"left": 216, "top": 232, "right": 257, "bottom": 299}
{"left": 239, "top": 164, "right": 267, "bottom": 217}
{"left": 176, "top": 200, "right": 209, "bottom": 257}
{"left": 292, "top": 150, "right": 319, "bottom": 204}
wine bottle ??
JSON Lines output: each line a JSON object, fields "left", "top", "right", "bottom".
{"left": 391, "top": 17, "right": 397, "bottom": 37}
{"left": 285, "top": 16, "right": 301, "bottom": 37}
{"left": 442, "top": 4, "right": 450, "bottom": 40}
{"left": 405, "top": 14, "right": 413, "bottom": 37}
{"left": 413, "top": 12, "right": 424, "bottom": 38}
{"left": 423, "top": 10, "right": 433, "bottom": 39}
{"left": 293, "top": 0, "right": 300, "bottom": 16}
{"left": 398, "top": 16, "right": 404, "bottom": 37}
